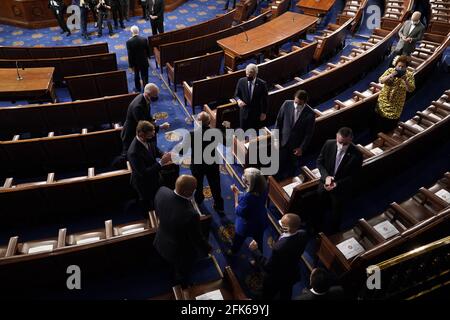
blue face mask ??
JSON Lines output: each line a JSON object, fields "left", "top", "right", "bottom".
{"left": 395, "top": 67, "right": 406, "bottom": 77}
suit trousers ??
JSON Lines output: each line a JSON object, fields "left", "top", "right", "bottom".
{"left": 276, "top": 145, "right": 299, "bottom": 181}
{"left": 51, "top": 8, "right": 70, "bottom": 33}
{"left": 191, "top": 165, "right": 224, "bottom": 210}
{"left": 133, "top": 65, "right": 149, "bottom": 92}
{"left": 150, "top": 17, "right": 164, "bottom": 35}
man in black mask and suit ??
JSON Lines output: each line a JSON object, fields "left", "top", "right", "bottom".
{"left": 316, "top": 127, "right": 363, "bottom": 234}
{"left": 128, "top": 121, "right": 172, "bottom": 212}
{"left": 249, "top": 213, "right": 308, "bottom": 300}
{"left": 148, "top": 0, "right": 165, "bottom": 35}
{"left": 274, "top": 90, "right": 315, "bottom": 180}
{"left": 234, "top": 63, "right": 268, "bottom": 131}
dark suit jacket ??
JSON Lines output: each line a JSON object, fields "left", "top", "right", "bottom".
{"left": 275, "top": 101, "right": 315, "bottom": 151}
{"left": 296, "top": 286, "right": 346, "bottom": 300}
{"left": 127, "top": 136, "right": 162, "bottom": 202}
{"left": 189, "top": 124, "right": 219, "bottom": 168}
{"left": 234, "top": 77, "right": 268, "bottom": 129}
{"left": 126, "top": 35, "right": 150, "bottom": 69}
{"left": 254, "top": 230, "right": 308, "bottom": 284}
{"left": 153, "top": 186, "right": 210, "bottom": 268}
{"left": 316, "top": 139, "right": 363, "bottom": 196}
{"left": 121, "top": 94, "right": 159, "bottom": 151}
{"left": 148, "top": 0, "right": 164, "bottom": 19}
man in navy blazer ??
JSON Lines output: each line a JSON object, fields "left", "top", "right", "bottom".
{"left": 234, "top": 63, "right": 268, "bottom": 131}
{"left": 249, "top": 213, "right": 308, "bottom": 300}
{"left": 127, "top": 121, "right": 172, "bottom": 211}
{"left": 274, "top": 90, "right": 316, "bottom": 180}
{"left": 316, "top": 127, "right": 363, "bottom": 233}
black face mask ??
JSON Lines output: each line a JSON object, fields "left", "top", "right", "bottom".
{"left": 247, "top": 76, "right": 254, "bottom": 82}
{"left": 150, "top": 96, "right": 158, "bottom": 102}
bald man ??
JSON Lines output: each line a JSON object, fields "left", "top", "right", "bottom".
{"left": 190, "top": 112, "right": 224, "bottom": 215}
{"left": 394, "top": 11, "right": 425, "bottom": 56}
{"left": 153, "top": 175, "right": 212, "bottom": 287}
{"left": 249, "top": 213, "right": 308, "bottom": 300}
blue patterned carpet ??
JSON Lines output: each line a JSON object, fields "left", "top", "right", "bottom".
{"left": 0, "top": 0, "right": 449, "bottom": 299}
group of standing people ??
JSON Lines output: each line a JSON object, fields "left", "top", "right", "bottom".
{"left": 114, "top": 9, "right": 422, "bottom": 300}
{"left": 49, "top": 0, "right": 164, "bottom": 40}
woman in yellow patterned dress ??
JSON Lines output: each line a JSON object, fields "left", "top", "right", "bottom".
{"left": 371, "top": 55, "right": 415, "bottom": 138}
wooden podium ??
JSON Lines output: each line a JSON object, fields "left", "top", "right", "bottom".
{"left": 0, "top": 67, "right": 56, "bottom": 102}
{"left": 296, "top": 0, "right": 336, "bottom": 17}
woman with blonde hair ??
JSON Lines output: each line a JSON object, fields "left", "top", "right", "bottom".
{"left": 229, "top": 167, "right": 269, "bottom": 255}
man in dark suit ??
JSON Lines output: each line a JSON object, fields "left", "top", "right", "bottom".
{"left": 296, "top": 268, "right": 346, "bottom": 300}
{"left": 148, "top": 0, "right": 165, "bottom": 35}
{"left": 120, "top": 83, "right": 169, "bottom": 158}
{"left": 154, "top": 175, "right": 212, "bottom": 287}
{"left": 249, "top": 213, "right": 308, "bottom": 300}
{"left": 48, "top": 0, "right": 71, "bottom": 36}
{"left": 190, "top": 112, "right": 224, "bottom": 215}
{"left": 110, "top": 0, "right": 125, "bottom": 29}
{"left": 234, "top": 63, "right": 268, "bottom": 131}
{"left": 126, "top": 25, "right": 150, "bottom": 93}
{"left": 274, "top": 90, "right": 316, "bottom": 181}
{"left": 316, "top": 127, "right": 363, "bottom": 234}
{"left": 127, "top": 121, "right": 172, "bottom": 212}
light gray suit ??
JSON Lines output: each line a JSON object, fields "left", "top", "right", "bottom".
{"left": 395, "top": 20, "right": 425, "bottom": 55}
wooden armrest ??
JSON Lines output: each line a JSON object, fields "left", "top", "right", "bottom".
{"left": 105, "top": 220, "right": 113, "bottom": 239}
{"left": 377, "top": 132, "right": 400, "bottom": 146}
{"left": 419, "top": 187, "right": 448, "bottom": 208}
{"left": 390, "top": 202, "right": 419, "bottom": 225}
{"left": 57, "top": 228, "right": 67, "bottom": 248}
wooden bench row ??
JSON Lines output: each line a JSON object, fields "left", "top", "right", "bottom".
{"left": 0, "top": 42, "right": 109, "bottom": 60}
{"left": 429, "top": 0, "right": 450, "bottom": 35}
{"left": 0, "top": 212, "right": 213, "bottom": 297}
{"left": 0, "top": 52, "right": 117, "bottom": 84}
{"left": 66, "top": 70, "right": 129, "bottom": 101}
{"left": 0, "top": 127, "right": 123, "bottom": 178}
{"left": 148, "top": 9, "right": 236, "bottom": 54}
{"left": 0, "top": 93, "right": 138, "bottom": 140}
{"left": 317, "top": 173, "right": 450, "bottom": 292}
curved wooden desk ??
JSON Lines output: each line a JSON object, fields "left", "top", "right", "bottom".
{"left": 217, "top": 12, "right": 318, "bottom": 70}
{"left": 0, "top": 67, "right": 56, "bottom": 102}
{"left": 296, "top": 0, "right": 336, "bottom": 17}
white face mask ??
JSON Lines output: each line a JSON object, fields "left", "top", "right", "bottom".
{"left": 278, "top": 219, "right": 289, "bottom": 233}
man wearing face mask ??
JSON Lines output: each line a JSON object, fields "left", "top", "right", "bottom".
{"left": 315, "top": 127, "right": 363, "bottom": 234}
{"left": 274, "top": 90, "right": 316, "bottom": 181}
{"left": 119, "top": 83, "right": 170, "bottom": 159}
{"left": 234, "top": 63, "right": 268, "bottom": 131}
{"left": 248, "top": 213, "right": 308, "bottom": 300}
{"left": 371, "top": 55, "right": 415, "bottom": 139}
{"left": 128, "top": 121, "right": 172, "bottom": 212}
{"left": 153, "top": 175, "right": 212, "bottom": 288}
{"left": 393, "top": 11, "right": 425, "bottom": 56}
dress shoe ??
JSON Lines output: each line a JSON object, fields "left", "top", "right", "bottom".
{"left": 66, "top": 31, "right": 71, "bottom": 36}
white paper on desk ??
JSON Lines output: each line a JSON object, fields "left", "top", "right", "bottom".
{"left": 77, "top": 237, "right": 100, "bottom": 245}
{"left": 122, "top": 227, "right": 145, "bottom": 235}
{"left": 336, "top": 237, "right": 365, "bottom": 260}
{"left": 282, "top": 177, "right": 304, "bottom": 197}
{"left": 195, "top": 289, "right": 224, "bottom": 300}
{"left": 373, "top": 220, "right": 400, "bottom": 239}
{"left": 28, "top": 244, "right": 53, "bottom": 254}
{"left": 435, "top": 189, "right": 450, "bottom": 204}
{"left": 371, "top": 147, "right": 384, "bottom": 156}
